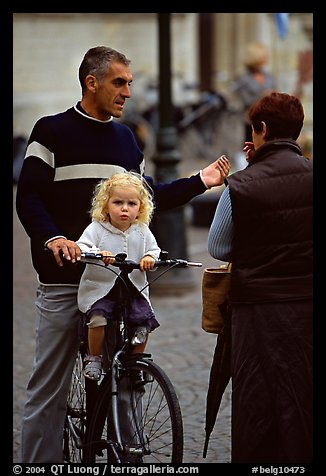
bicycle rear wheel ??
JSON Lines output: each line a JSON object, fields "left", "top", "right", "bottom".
{"left": 85, "top": 355, "right": 183, "bottom": 463}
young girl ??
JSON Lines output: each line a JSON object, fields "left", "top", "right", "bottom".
{"left": 76, "top": 172, "right": 161, "bottom": 380}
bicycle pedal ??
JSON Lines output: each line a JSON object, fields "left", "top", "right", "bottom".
{"left": 131, "top": 370, "right": 148, "bottom": 389}
{"left": 122, "top": 447, "right": 144, "bottom": 463}
{"left": 141, "top": 371, "right": 153, "bottom": 384}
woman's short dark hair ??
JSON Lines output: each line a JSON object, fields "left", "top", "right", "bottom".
{"left": 248, "top": 92, "right": 304, "bottom": 141}
{"left": 79, "top": 46, "right": 131, "bottom": 92}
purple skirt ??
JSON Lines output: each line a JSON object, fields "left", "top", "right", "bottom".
{"left": 82, "top": 277, "right": 160, "bottom": 333}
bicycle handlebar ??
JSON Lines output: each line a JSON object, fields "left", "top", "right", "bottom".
{"left": 80, "top": 251, "right": 202, "bottom": 268}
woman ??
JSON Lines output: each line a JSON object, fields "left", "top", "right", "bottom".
{"left": 208, "top": 92, "right": 313, "bottom": 463}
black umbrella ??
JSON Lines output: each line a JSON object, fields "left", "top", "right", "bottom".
{"left": 203, "top": 310, "right": 231, "bottom": 458}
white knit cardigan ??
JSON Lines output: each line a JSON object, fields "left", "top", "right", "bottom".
{"left": 76, "top": 220, "right": 161, "bottom": 313}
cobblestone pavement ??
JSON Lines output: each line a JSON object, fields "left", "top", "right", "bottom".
{"left": 13, "top": 182, "right": 231, "bottom": 464}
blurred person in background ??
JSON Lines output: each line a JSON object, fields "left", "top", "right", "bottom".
{"left": 232, "top": 41, "right": 276, "bottom": 142}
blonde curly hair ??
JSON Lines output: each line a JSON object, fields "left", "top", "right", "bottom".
{"left": 90, "top": 172, "right": 154, "bottom": 225}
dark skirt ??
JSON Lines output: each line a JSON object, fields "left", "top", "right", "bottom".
{"left": 83, "top": 277, "right": 160, "bottom": 333}
{"left": 231, "top": 300, "right": 313, "bottom": 463}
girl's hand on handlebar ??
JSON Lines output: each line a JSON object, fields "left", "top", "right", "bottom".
{"left": 47, "top": 238, "right": 81, "bottom": 267}
{"left": 140, "top": 255, "right": 155, "bottom": 272}
{"left": 101, "top": 250, "right": 116, "bottom": 265}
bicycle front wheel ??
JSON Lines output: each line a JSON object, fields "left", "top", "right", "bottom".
{"left": 85, "top": 356, "right": 183, "bottom": 463}
{"left": 63, "top": 347, "right": 87, "bottom": 462}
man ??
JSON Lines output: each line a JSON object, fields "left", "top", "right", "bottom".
{"left": 16, "top": 45, "right": 230, "bottom": 463}
{"left": 208, "top": 92, "right": 312, "bottom": 463}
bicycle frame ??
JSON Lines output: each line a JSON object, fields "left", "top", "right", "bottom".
{"left": 65, "top": 250, "right": 202, "bottom": 463}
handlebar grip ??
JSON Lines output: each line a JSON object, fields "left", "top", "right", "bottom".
{"left": 154, "top": 259, "right": 202, "bottom": 268}
{"left": 186, "top": 261, "right": 203, "bottom": 267}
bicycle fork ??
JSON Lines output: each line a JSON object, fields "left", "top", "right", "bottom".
{"left": 111, "top": 351, "right": 146, "bottom": 460}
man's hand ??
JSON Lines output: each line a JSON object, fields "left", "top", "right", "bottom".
{"left": 47, "top": 238, "right": 81, "bottom": 267}
{"left": 201, "top": 155, "right": 231, "bottom": 188}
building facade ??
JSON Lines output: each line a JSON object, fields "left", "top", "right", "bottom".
{"left": 13, "top": 13, "right": 313, "bottom": 156}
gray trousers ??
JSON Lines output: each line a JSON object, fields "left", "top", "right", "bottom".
{"left": 21, "top": 285, "right": 80, "bottom": 463}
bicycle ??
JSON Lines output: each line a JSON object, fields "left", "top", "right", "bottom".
{"left": 63, "top": 250, "right": 202, "bottom": 464}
